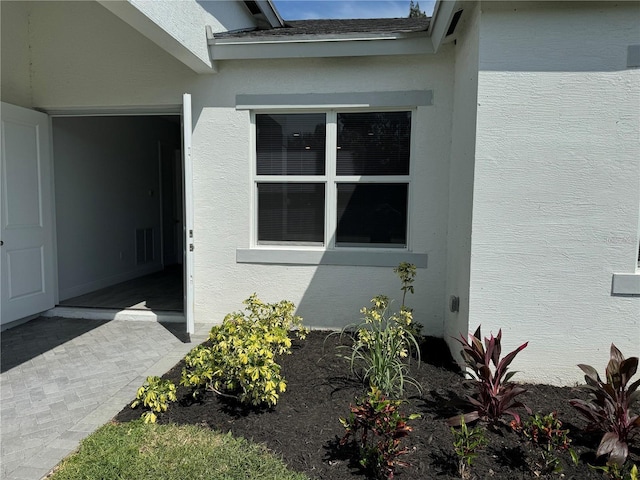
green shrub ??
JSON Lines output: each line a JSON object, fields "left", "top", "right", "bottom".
{"left": 181, "top": 294, "right": 308, "bottom": 407}
{"left": 340, "top": 387, "right": 420, "bottom": 480}
{"left": 130, "top": 376, "right": 177, "bottom": 423}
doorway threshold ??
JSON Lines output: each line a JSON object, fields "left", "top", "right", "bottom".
{"left": 43, "top": 307, "right": 185, "bottom": 323}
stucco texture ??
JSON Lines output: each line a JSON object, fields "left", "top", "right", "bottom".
{"left": 189, "top": 53, "right": 455, "bottom": 333}
{"left": 469, "top": 1, "right": 640, "bottom": 385}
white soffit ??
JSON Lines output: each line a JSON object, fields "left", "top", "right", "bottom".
{"left": 429, "top": 0, "right": 462, "bottom": 53}
{"left": 97, "top": 0, "right": 215, "bottom": 74}
{"left": 254, "top": 0, "right": 285, "bottom": 28}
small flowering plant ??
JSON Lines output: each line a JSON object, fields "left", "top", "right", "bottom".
{"left": 344, "top": 294, "right": 421, "bottom": 397}
{"left": 340, "top": 387, "right": 421, "bottom": 480}
{"left": 511, "top": 412, "right": 576, "bottom": 475}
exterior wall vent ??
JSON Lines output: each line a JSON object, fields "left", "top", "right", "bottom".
{"left": 446, "top": 9, "right": 463, "bottom": 37}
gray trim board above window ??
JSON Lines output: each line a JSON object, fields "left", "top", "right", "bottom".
{"left": 236, "top": 91, "right": 433, "bottom": 110}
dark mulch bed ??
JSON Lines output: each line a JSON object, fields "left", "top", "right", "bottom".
{"left": 115, "top": 331, "right": 638, "bottom": 479}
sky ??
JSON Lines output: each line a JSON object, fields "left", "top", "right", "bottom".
{"left": 272, "top": 0, "right": 435, "bottom": 20}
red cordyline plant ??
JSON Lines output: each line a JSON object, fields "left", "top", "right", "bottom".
{"left": 340, "top": 387, "right": 420, "bottom": 479}
{"left": 448, "top": 325, "right": 529, "bottom": 426}
{"left": 569, "top": 344, "right": 640, "bottom": 467}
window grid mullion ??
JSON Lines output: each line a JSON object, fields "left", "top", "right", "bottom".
{"left": 326, "top": 111, "right": 338, "bottom": 249}
{"left": 254, "top": 175, "right": 327, "bottom": 183}
{"left": 251, "top": 112, "right": 258, "bottom": 247}
{"left": 334, "top": 176, "right": 411, "bottom": 183}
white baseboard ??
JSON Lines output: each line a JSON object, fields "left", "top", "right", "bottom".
{"left": 42, "top": 306, "right": 186, "bottom": 323}
{"left": 58, "top": 264, "right": 164, "bottom": 301}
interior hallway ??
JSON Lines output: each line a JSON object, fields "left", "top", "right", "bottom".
{"left": 59, "top": 266, "right": 183, "bottom": 312}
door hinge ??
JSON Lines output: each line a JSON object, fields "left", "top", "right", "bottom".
{"left": 189, "top": 244, "right": 194, "bottom": 252}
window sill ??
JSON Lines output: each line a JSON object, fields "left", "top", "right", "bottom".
{"left": 611, "top": 273, "right": 640, "bottom": 296}
{"left": 236, "top": 248, "right": 428, "bottom": 268}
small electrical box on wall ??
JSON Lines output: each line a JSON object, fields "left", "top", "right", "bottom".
{"left": 449, "top": 295, "right": 460, "bottom": 313}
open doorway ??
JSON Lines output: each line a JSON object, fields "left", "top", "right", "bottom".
{"left": 52, "top": 115, "right": 184, "bottom": 312}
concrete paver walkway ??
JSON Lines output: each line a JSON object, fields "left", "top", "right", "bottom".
{"left": 0, "top": 317, "right": 212, "bottom": 480}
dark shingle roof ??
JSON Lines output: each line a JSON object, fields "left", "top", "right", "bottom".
{"left": 214, "top": 17, "right": 430, "bottom": 39}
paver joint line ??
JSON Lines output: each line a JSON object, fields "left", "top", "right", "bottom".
{"left": 0, "top": 317, "right": 214, "bottom": 480}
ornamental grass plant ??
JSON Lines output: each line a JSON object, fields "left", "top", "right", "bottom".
{"left": 331, "top": 263, "right": 422, "bottom": 398}
{"left": 345, "top": 295, "right": 422, "bottom": 397}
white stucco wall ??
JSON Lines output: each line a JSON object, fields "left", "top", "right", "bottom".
{"left": 0, "top": 1, "right": 32, "bottom": 108}
{"left": 1, "top": 1, "right": 456, "bottom": 333}
{"left": 2, "top": 0, "right": 636, "bottom": 386}
{"left": 444, "top": 4, "right": 480, "bottom": 356}
{"left": 469, "top": 1, "right": 640, "bottom": 385}
{"left": 191, "top": 53, "right": 455, "bottom": 330}
{"left": 53, "top": 116, "right": 180, "bottom": 300}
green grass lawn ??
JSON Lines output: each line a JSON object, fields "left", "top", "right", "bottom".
{"left": 48, "top": 420, "right": 309, "bottom": 480}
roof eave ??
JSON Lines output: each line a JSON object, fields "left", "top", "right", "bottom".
{"left": 254, "top": 0, "right": 285, "bottom": 28}
{"left": 428, "top": 0, "right": 463, "bottom": 52}
{"left": 209, "top": 33, "right": 433, "bottom": 61}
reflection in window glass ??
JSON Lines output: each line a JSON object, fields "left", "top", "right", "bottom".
{"left": 256, "top": 114, "right": 326, "bottom": 175}
{"left": 337, "top": 112, "right": 411, "bottom": 176}
{"left": 257, "top": 183, "right": 325, "bottom": 243}
{"left": 336, "top": 183, "right": 408, "bottom": 246}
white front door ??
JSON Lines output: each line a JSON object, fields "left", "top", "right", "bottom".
{"left": 1, "top": 102, "right": 55, "bottom": 325}
{"left": 182, "top": 94, "right": 195, "bottom": 335}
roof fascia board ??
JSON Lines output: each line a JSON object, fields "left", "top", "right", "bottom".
{"left": 97, "top": 0, "right": 215, "bottom": 74}
{"left": 429, "top": 0, "right": 462, "bottom": 52}
{"left": 210, "top": 35, "right": 433, "bottom": 60}
{"left": 255, "top": 0, "right": 285, "bottom": 27}
{"left": 211, "top": 30, "right": 426, "bottom": 44}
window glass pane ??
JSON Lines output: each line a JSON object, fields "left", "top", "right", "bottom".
{"left": 336, "top": 183, "right": 408, "bottom": 246}
{"left": 258, "top": 183, "right": 325, "bottom": 243}
{"left": 337, "top": 112, "right": 411, "bottom": 176}
{"left": 256, "top": 114, "right": 326, "bottom": 175}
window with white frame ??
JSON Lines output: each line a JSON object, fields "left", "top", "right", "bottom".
{"left": 254, "top": 110, "right": 412, "bottom": 248}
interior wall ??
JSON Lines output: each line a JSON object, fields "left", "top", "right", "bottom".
{"left": 53, "top": 116, "right": 180, "bottom": 300}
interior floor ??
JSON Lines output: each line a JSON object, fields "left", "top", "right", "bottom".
{"left": 59, "top": 265, "right": 183, "bottom": 311}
